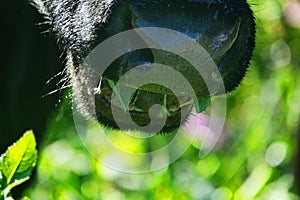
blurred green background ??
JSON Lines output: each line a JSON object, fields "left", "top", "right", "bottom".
{"left": 2, "top": 0, "right": 300, "bottom": 199}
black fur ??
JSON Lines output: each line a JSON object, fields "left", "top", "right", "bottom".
{"left": 32, "top": 0, "right": 256, "bottom": 132}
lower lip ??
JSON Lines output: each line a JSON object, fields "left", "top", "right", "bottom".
{"left": 94, "top": 81, "right": 194, "bottom": 133}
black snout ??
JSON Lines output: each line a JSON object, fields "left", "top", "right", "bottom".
{"left": 43, "top": 0, "right": 255, "bottom": 133}
{"left": 89, "top": 0, "right": 255, "bottom": 133}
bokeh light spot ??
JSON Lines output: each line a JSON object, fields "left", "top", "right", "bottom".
{"left": 257, "top": 0, "right": 282, "bottom": 20}
{"left": 265, "top": 142, "right": 287, "bottom": 167}
{"left": 269, "top": 40, "right": 291, "bottom": 69}
{"left": 212, "top": 187, "right": 233, "bottom": 200}
{"left": 284, "top": 1, "right": 300, "bottom": 27}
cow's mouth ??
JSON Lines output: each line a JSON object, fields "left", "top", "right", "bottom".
{"left": 95, "top": 78, "right": 194, "bottom": 133}
{"left": 92, "top": 0, "right": 255, "bottom": 133}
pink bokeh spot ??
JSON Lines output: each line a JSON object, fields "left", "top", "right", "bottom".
{"left": 284, "top": 1, "right": 300, "bottom": 27}
{"left": 181, "top": 110, "right": 225, "bottom": 153}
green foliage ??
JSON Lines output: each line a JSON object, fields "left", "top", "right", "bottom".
{"left": 194, "top": 97, "right": 211, "bottom": 113}
{"left": 0, "top": 131, "right": 37, "bottom": 200}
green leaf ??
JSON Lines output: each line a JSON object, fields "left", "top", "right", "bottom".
{"left": 0, "top": 130, "right": 37, "bottom": 191}
{"left": 194, "top": 97, "right": 211, "bottom": 113}
{"left": 106, "top": 78, "right": 134, "bottom": 111}
{"left": 0, "top": 171, "right": 5, "bottom": 197}
{"left": 0, "top": 172, "right": 4, "bottom": 200}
